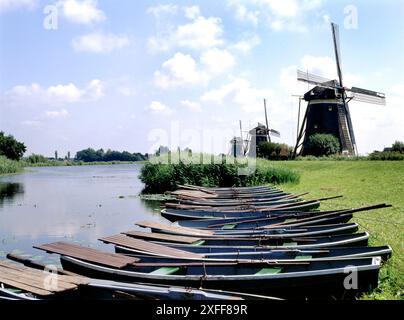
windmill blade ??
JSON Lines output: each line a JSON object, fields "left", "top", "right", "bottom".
{"left": 269, "top": 129, "right": 281, "bottom": 138}
{"left": 347, "top": 87, "right": 386, "bottom": 105}
{"left": 349, "top": 87, "right": 386, "bottom": 99}
{"left": 350, "top": 92, "right": 386, "bottom": 105}
{"left": 297, "top": 69, "right": 333, "bottom": 86}
{"left": 331, "top": 23, "right": 344, "bottom": 87}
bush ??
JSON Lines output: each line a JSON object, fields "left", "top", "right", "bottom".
{"left": 369, "top": 151, "right": 404, "bottom": 161}
{"left": 26, "top": 154, "right": 48, "bottom": 164}
{"left": 140, "top": 154, "right": 300, "bottom": 193}
{"left": 305, "top": 134, "right": 340, "bottom": 157}
{"left": 0, "top": 156, "right": 22, "bottom": 174}
{"left": 257, "top": 142, "right": 292, "bottom": 160}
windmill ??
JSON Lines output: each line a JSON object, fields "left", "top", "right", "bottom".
{"left": 244, "top": 99, "right": 281, "bottom": 157}
{"left": 293, "top": 22, "right": 386, "bottom": 157}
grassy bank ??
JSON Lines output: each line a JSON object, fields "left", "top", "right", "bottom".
{"left": 140, "top": 154, "right": 300, "bottom": 193}
{"left": 273, "top": 161, "right": 403, "bottom": 300}
{"left": 1, "top": 157, "right": 146, "bottom": 175}
{"left": 0, "top": 156, "right": 23, "bottom": 175}
{"left": 23, "top": 160, "right": 146, "bottom": 167}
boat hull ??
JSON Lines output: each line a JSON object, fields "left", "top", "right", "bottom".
{"left": 60, "top": 256, "right": 381, "bottom": 300}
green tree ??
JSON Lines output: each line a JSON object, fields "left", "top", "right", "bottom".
{"left": 75, "top": 148, "right": 146, "bottom": 162}
{"left": 0, "top": 132, "right": 26, "bottom": 161}
{"left": 392, "top": 141, "right": 404, "bottom": 153}
{"left": 305, "top": 133, "right": 340, "bottom": 157}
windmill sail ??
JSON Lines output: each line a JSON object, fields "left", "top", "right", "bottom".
{"left": 269, "top": 129, "right": 281, "bottom": 138}
{"left": 331, "top": 23, "right": 344, "bottom": 87}
{"left": 297, "top": 70, "right": 333, "bottom": 86}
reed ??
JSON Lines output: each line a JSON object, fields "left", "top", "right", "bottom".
{"left": 0, "top": 156, "right": 22, "bottom": 175}
{"left": 140, "top": 153, "right": 300, "bottom": 193}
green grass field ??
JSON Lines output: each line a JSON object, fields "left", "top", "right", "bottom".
{"left": 272, "top": 161, "right": 404, "bottom": 300}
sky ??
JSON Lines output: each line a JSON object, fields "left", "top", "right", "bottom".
{"left": 0, "top": 0, "right": 403, "bottom": 157}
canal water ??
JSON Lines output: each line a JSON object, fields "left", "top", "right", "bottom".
{"left": 0, "top": 164, "right": 167, "bottom": 264}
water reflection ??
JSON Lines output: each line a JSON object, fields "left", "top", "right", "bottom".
{"left": 0, "top": 164, "right": 168, "bottom": 256}
{"left": 0, "top": 182, "right": 24, "bottom": 207}
{"left": 140, "top": 199, "right": 163, "bottom": 213}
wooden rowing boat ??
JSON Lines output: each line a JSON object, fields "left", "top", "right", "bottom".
{"left": 160, "top": 208, "right": 337, "bottom": 222}
{"left": 124, "top": 230, "right": 370, "bottom": 248}
{"left": 99, "top": 234, "right": 392, "bottom": 262}
{"left": 0, "top": 257, "right": 280, "bottom": 300}
{"left": 58, "top": 254, "right": 382, "bottom": 299}
{"left": 134, "top": 222, "right": 359, "bottom": 238}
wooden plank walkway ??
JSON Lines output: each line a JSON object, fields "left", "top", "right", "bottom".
{"left": 136, "top": 220, "right": 214, "bottom": 236}
{"left": 34, "top": 242, "right": 139, "bottom": 268}
{"left": 123, "top": 230, "right": 201, "bottom": 244}
{"left": 0, "top": 260, "right": 88, "bottom": 297}
{"left": 100, "top": 234, "right": 204, "bottom": 259}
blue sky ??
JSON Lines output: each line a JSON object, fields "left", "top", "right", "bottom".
{"left": 0, "top": 0, "right": 403, "bottom": 157}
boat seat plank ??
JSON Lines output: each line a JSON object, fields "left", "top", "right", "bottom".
{"left": 255, "top": 267, "right": 282, "bottom": 275}
{"left": 34, "top": 242, "right": 139, "bottom": 269}
{"left": 123, "top": 230, "right": 202, "bottom": 244}
{"left": 149, "top": 267, "right": 180, "bottom": 275}
{"left": 0, "top": 274, "right": 53, "bottom": 296}
{"left": 99, "top": 235, "right": 204, "bottom": 259}
{"left": 0, "top": 268, "right": 77, "bottom": 292}
{"left": 0, "top": 260, "right": 86, "bottom": 286}
{"left": 0, "top": 260, "right": 88, "bottom": 296}
{"left": 136, "top": 221, "right": 214, "bottom": 236}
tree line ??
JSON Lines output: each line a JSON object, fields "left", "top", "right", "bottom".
{"left": 75, "top": 148, "right": 147, "bottom": 162}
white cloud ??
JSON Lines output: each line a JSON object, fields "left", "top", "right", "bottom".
{"left": 350, "top": 84, "right": 404, "bottom": 154}
{"left": 264, "top": 0, "right": 299, "bottom": 17}
{"left": 59, "top": 0, "right": 105, "bottom": 25}
{"left": 47, "top": 83, "right": 83, "bottom": 103}
{"left": 147, "top": 4, "right": 178, "bottom": 18}
{"left": 183, "top": 5, "right": 201, "bottom": 20}
{"left": 227, "top": 1, "right": 259, "bottom": 26}
{"left": 280, "top": 55, "right": 336, "bottom": 94}
{"left": 231, "top": 34, "right": 261, "bottom": 53}
{"left": 44, "top": 109, "right": 69, "bottom": 119}
{"left": 117, "top": 87, "right": 136, "bottom": 97}
{"left": 148, "top": 8, "right": 224, "bottom": 52}
{"left": 148, "top": 101, "right": 173, "bottom": 115}
{"left": 72, "top": 32, "right": 129, "bottom": 54}
{"left": 200, "top": 48, "right": 235, "bottom": 75}
{"left": 154, "top": 52, "right": 208, "bottom": 89}
{"left": 300, "top": 55, "right": 337, "bottom": 79}
{"left": 280, "top": 55, "right": 364, "bottom": 94}
{"left": 201, "top": 77, "right": 273, "bottom": 113}
{"left": 85, "top": 79, "right": 104, "bottom": 100}
{"left": 181, "top": 100, "right": 202, "bottom": 112}
{"left": 154, "top": 49, "right": 236, "bottom": 89}
{"left": 3, "top": 79, "right": 104, "bottom": 106}
{"left": 0, "top": 0, "right": 37, "bottom": 12}
{"left": 227, "top": 0, "right": 325, "bottom": 32}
